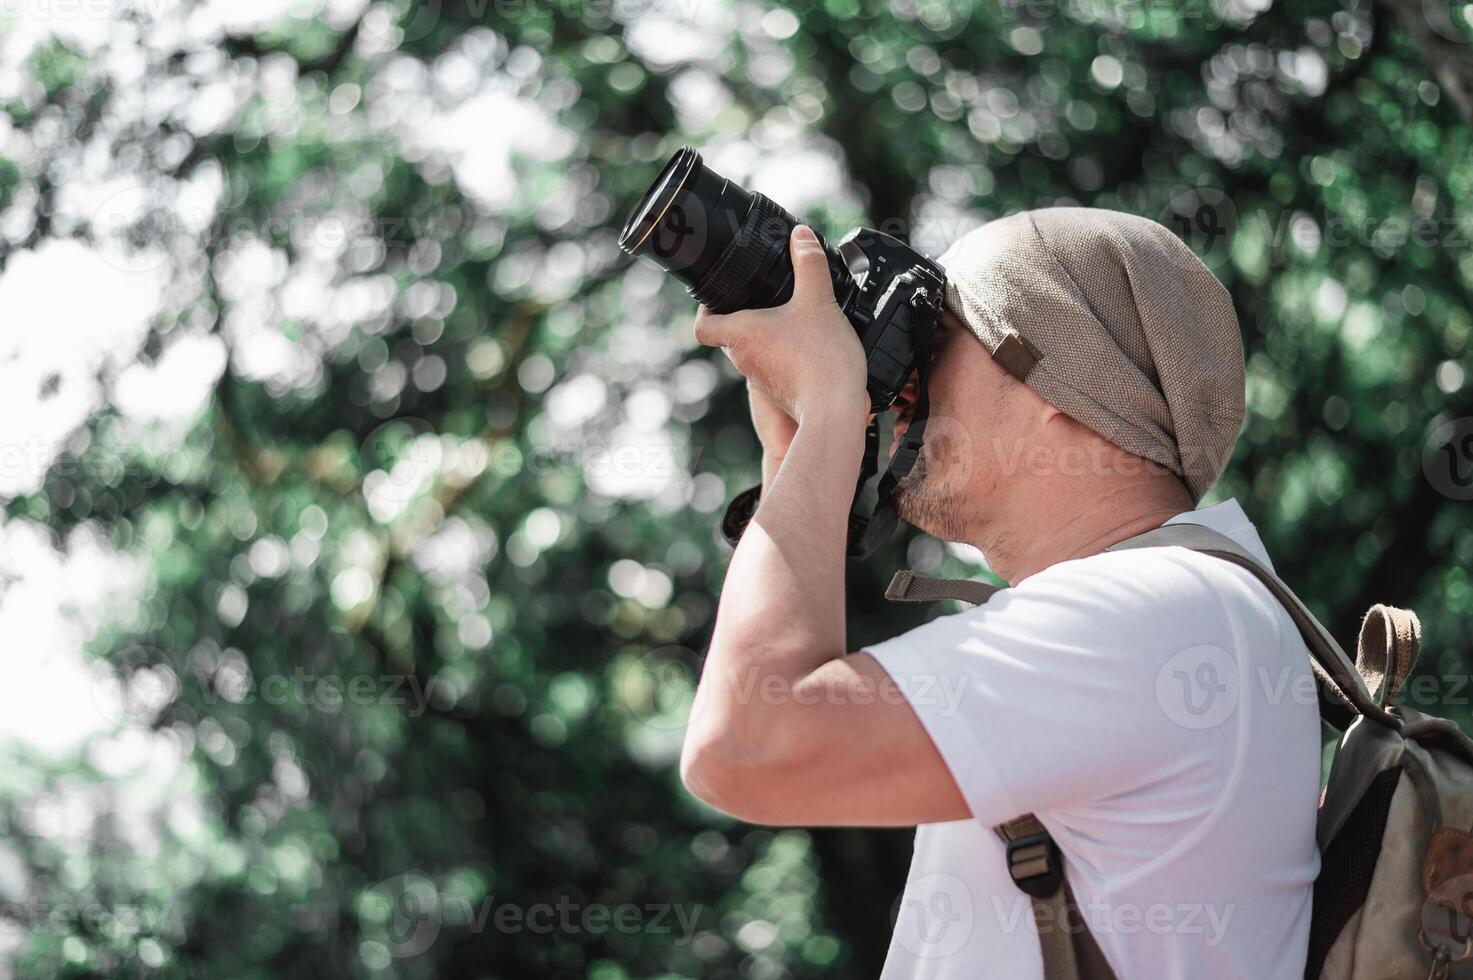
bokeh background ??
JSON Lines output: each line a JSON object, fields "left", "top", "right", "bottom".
{"left": 1, "top": 0, "right": 1471, "bottom": 976}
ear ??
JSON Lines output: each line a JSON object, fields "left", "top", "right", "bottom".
{"left": 1036, "top": 399, "right": 1065, "bottom": 425}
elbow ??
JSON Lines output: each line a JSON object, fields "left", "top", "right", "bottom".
{"left": 679, "top": 725, "right": 793, "bottom": 825}
{"left": 678, "top": 738, "right": 729, "bottom": 813}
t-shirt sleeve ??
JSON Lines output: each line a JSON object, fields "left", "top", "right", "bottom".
{"left": 863, "top": 548, "right": 1252, "bottom": 830}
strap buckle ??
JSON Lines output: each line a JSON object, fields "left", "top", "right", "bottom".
{"left": 1005, "top": 831, "right": 1064, "bottom": 899}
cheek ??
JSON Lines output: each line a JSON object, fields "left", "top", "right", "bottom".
{"left": 926, "top": 356, "right": 1023, "bottom": 487}
{"left": 917, "top": 369, "right": 981, "bottom": 479}
{"left": 926, "top": 357, "right": 986, "bottom": 436}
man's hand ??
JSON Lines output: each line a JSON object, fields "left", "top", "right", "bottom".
{"left": 694, "top": 225, "right": 868, "bottom": 426}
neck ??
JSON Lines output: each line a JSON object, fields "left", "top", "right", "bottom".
{"left": 977, "top": 479, "right": 1195, "bottom": 585}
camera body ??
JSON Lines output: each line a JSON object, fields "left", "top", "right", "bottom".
{"left": 829, "top": 228, "right": 947, "bottom": 412}
{"left": 619, "top": 147, "right": 947, "bottom": 413}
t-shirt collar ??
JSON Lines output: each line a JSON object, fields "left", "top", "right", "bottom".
{"left": 1163, "top": 497, "right": 1276, "bottom": 572}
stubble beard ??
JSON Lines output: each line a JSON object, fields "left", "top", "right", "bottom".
{"left": 892, "top": 443, "right": 969, "bottom": 544}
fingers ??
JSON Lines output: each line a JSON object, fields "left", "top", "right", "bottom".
{"left": 788, "top": 225, "right": 834, "bottom": 306}
{"left": 693, "top": 305, "right": 731, "bottom": 348}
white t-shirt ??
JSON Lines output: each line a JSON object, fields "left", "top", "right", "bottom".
{"left": 866, "top": 499, "right": 1321, "bottom": 979}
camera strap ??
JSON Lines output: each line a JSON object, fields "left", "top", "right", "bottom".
{"left": 848, "top": 312, "right": 935, "bottom": 559}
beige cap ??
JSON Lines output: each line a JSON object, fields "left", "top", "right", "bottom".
{"left": 937, "top": 208, "right": 1245, "bottom": 501}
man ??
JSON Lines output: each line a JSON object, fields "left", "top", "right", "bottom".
{"left": 681, "top": 210, "right": 1321, "bottom": 978}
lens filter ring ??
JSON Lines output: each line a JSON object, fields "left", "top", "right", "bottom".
{"left": 619, "top": 147, "right": 699, "bottom": 257}
{"left": 689, "top": 192, "right": 793, "bottom": 313}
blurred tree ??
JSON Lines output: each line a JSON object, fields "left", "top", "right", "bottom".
{"left": 0, "top": 0, "right": 1469, "bottom": 977}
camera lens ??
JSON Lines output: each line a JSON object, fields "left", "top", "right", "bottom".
{"left": 619, "top": 147, "right": 836, "bottom": 314}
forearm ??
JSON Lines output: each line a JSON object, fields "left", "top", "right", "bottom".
{"left": 695, "top": 396, "right": 867, "bottom": 732}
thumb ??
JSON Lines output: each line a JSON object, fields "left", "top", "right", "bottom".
{"left": 788, "top": 224, "right": 835, "bottom": 306}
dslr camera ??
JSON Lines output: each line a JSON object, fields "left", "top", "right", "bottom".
{"left": 618, "top": 147, "right": 946, "bottom": 415}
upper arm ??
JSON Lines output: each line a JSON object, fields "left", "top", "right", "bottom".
{"left": 685, "top": 651, "right": 972, "bottom": 827}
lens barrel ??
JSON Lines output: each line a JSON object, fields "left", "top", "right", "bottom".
{"left": 619, "top": 147, "right": 843, "bottom": 314}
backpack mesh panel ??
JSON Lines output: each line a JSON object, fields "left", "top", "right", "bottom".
{"left": 1304, "top": 766, "right": 1403, "bottom": 978}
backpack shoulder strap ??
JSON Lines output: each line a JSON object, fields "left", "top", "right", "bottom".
{"left": 1104, "top": 522, "right": 1397, "bottom": 730}
{"left": 994, "top": 815, "right": 1116, "bottom": 980}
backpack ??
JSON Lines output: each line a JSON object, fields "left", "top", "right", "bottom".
{"left": 883, "top": 522, "right": 1473, "bottom": 979}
